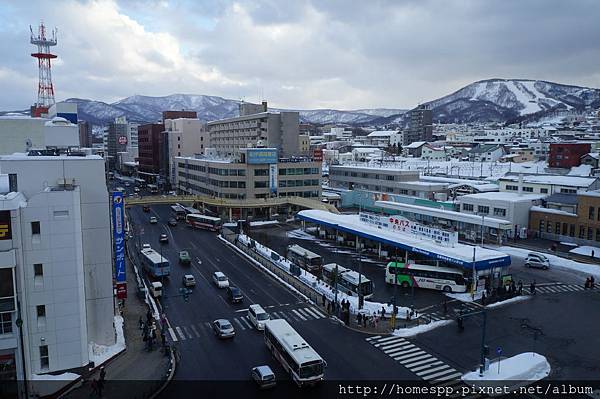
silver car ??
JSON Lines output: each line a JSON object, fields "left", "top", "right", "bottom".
{"left": 212, "top": 319, "right": 235, "bottom": 339}
{"left": 524, "top": 253, "right": 550, "bottom": 270}
{"left": 251, "top": 365, "right": 276, "bottom": 389}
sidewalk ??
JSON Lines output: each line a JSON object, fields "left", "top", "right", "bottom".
{"left": 63, "top": 247, "right": 171, "bottom": 399}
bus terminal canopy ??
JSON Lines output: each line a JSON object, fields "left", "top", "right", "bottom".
{"left": 296, "top": 210, "right": 511, "bottom": 271}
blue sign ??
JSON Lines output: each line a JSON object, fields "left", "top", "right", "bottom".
{"left": 112, "top": 192, "right": 126, "bottom": 283}
{"left": 246, "top": 148, "right": 278, "bottom": 164}
{"left": 496, "top": 347, "right": 502, "bottom": 356}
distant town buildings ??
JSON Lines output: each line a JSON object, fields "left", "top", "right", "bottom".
{"left": 404, "top": 104, "right": 432, "bottom": 145}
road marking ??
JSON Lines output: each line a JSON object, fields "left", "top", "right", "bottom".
{"left": 296, "top": 308, "right": 314, "bottom": 319}
{"left": 291, "top": 309, "right": 307, "bottom": 321}
{"left": 233, "top": 319, "right": 246, "bottom": 330}
{"left": 384, "top": 344, "right": 415, "bottom": 357}
{"left": 395, "top": 350, "right": 427, "bottom": 362}
{"left": 423, "top": 367, "right": 458, "bottom": 380}
{"left": 432, "top": 371, "right": 462, "bottom": 382}
{"left": 568, "top": 285, "right": 584, "bottom": 291}
{"left": 365, "top": 335, "right": 382, "bottom": 341}
{"left": 240, "top": 317, "right": 253, "bottom": 329}
{"left": 168, "top": 327, "right": 178, "bottom": 342}
{"left": 204, "top": 322, "right": 212, "bottom": 331}
{"left": 373, "top": 336, "right": 405, "bottom": 345}
{"left": 175, "top": 326, "right": 186, "bottom": 341}
{"left": 183, "top": 326, "right": 193, "bottom": 339}
{"left": 404, "top": 357, "right": 439, "bottom": 368}
{"left": 304, "top": 307, "right": 325, "bottom": 319}
{"left": 190, "top": 324, "right": 200, "bottom": 338}
{"left": 381, "top": 341, "right": 413, "bottom": 351}
{"left": 235, "top": 308, "right": 249, "bottom": 313}
{"left": 417, "top": 365, "right": 451, "bottom": 378}
{"left": 410, "top": 360, "right": 443, "bottom": 372}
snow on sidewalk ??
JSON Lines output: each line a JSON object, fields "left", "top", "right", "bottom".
{"left": 485, "top": 295, "right": 530, "bottom": 309}
{"left": 569, "top": 245, "right": 600, "bottom": 259}
{"left": 392, "top": 320, "right": 452, "bottom": 337}
{"left": 89, "top": 315, "right": 126, "bottom": 366}
{"left": 499, "top": 246, "right": 600, "bottom": 278}
{"left": 462, "top": 352, "right": 550, "bottom": 394}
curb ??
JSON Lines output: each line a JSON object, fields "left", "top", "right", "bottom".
{"left": 149, "top": 349, "right": 176, "bottom": 399}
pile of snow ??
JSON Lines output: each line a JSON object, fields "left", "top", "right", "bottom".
{"left": 393, "top": 320, "right": 452, "bottom": 337}
{"left": 499, "top": 246, "right": 600, "bottom": 278}
{"left": 446, "top": 291, "right": 484, "bottom": 302}
{"left": 249, "top": 220, "right": 279, "bottom": 227}
{"left": 569, "top": 245, "right": 600, "bottom": 259}
{"left": 462, "top": 352, "right": 550, "bottom": 393}
{"left": 238, "top": 234, "right": 412, "bottom": 317}
{"left": 485, "top": 295, "right": 530, "bottom": 309}
{"left": 568, "top": 164, "right": 592, "bottom": 176}
{"left": 31, "top": 372, "right": 80, "bottom": 381}
{"left": 89, "top": 315, "right": 125, "bottom": 366}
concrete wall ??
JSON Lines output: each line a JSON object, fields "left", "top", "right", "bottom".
{"left": 0, "top": 118, "right": 46, "bottom": 155}
{"left": 280, "top": 112, "right": 300, "bottom": 157}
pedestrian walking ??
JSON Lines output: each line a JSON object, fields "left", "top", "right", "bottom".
{"left": 530, "top": 281, "right": 536, "bottom": 295}
{"left": 91, "top": 379, "right": 99, "bottom": 396}
{"left": 146, "top": 309, "right": 152, "bottom": 324}
{"left": 357, "top": 312, "right": 362, "bottom": 326}
{"left": 592, "top": 250, "right": 595, "bottom": 259}
{"left": 518, "top": 280, "right": 523, "bottom": 296}
{"left": 443, "top": 300, "right": 448, "bottom": 315}
{"left": 481, "top": 291, "right": 486, "bottom": 305}
{"left": 363, "top": 315, "right": 367, "bottom": 328}
{"left": 326, "top": 301, "right": 332, "bottom": 314}
{"left": 99, "top": 366, "right": 106, "bottom": 384}
{"left": 585, "top": 277, "right": 591, "bottom": 289}
{"left": 161, "top": 331, "right": 167, "bottom": 347}
{"left": 380, "top": 306, "right": 386, "bottom": 319}
{"left": 591, "top": 275, "right": 595, "bottom": 289}
{"left": 321, "top": 293, "right": 326, "bottom": 307}
{"left": 510, "top": 280, "right": 516, "bottom": 296}
{"left": 138, "top": 316, "right": 144, "bottom": 330}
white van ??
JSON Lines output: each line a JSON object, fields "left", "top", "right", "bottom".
{"left": 247, "top": 304, "right": 270, "bottom": 330}
{"left": 212, "top": 271, "right": 229, "bottom": 288}
{"left": 150, "top": 281, "right": 163, "bottom": 298}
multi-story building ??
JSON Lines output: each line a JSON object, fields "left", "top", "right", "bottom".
{"left": 103, "top": 119, "right": 128, "bottom": 170}
{"left": 498, "top": 174, "right": 600, "bottom": 195}
{"left": 529, "top": 191, "right": 600, "bottom": 245}
{"left": 162, "top": 110, "right": 197, "bottom": 121}
{"left": 137, "top": 123, "right": 165, "bottom": 182}
{"left": 468, "top": 144, "right": 505, "bottom": 162}
{"left": 328, "top": 165, "right": 447, "bottom": 199}
{"left": 162, "top": 118, "right": 208, "bottom": 188}
{"left": 0, "top": 152, "right": 114, "bottom": 396}
{"left": 548, "top": 142, "right": 591, "bottom": 168}
{"left": 404, "top": 104, "right": 432, "bottom": 145}
{"left": 78, "top": 121, "right": 92, "bottom": 148}
{"left": 175, "top": 148, "right": 321, "bottom": 201}
{"left": 208, "top": 102, "right": 300, "bottom": 157}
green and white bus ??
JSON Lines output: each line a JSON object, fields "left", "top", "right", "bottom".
{"left": 385, "top": 262, "right": 467, "bottom": 293}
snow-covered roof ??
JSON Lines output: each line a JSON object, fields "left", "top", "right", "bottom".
{"left": 367, "top": 130, "right": 399, "bottom": 137}
{"left": 405, "top": 141, "right": 427, "bottom": 149}
{"left": 530, "top": 206, "right": 577, "bottom": 217}
{"left": 582, "top": 152, "right": 600, "bottom": 160}
{"left": 579, "top": 190, "right": 600, "bottom": 198}
{"left": 499, "top": 174, "right": 598, "bottom": 187}
{"left": 459, "top": 192, "right": 546, "bottom": 202}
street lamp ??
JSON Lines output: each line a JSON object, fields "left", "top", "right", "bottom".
{"left": 480, "top": 213, "right": 485, "bottom": 247}
{"left": 357, "top": 243, "right": 364, "bottom": 310}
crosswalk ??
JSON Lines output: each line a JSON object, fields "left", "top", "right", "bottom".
{"left": 169, "top": 305, "right": 327, "bottom": 342}
{"left": 533, "top": 283, "right": 593, "bottom": 294}
{"left": 366, "top": 335, "right": 475, "bottom": 398}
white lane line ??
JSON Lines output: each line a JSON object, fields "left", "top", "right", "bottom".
{"left": 240, "top": 317, "right": 253, "bottom": 329}
{"left": 432, "top": 372, "right": 462, "bottom": 382}
{"left": 291, "top": 309, "right": 307, "bottom": 321}
{"left": 384, "top": 345, "right": 415, "bottom": 357}
{"left": 570, "top": 285, "right": 584, "bottom": 291}
{"left": 423, "top": 367, "right": 459, "bottom": 381}
{"left": 410, "top": 361, "right": 443, "bottom": 372}
{"left": 311, "top": 307, "right": 327, "bottom": 318}
{"left": 190, "top": 324, "right": 200, "bottom": 338}
{"left": 373, "top": 336, "right": 405, "bottom": 345}
{"left": 233, "top": 318, "right": 246, "bottom": 330}
{"left": 390, "top": 346, "right": 420, "bottom": 358}
{"left": 183, "top": 326, "right": 194, "bottom": 339}
{"left": 297, "top": 308, "right": 316, "bottom": 319}
{"left": 175, "top": 326, "right": 186, "bottom": 341}
{"left": 168, "top": 327, "right": 178, "bottom": 342}
{"left": 276, "top": 312, "right": 292, "bottom": 322}
{"left": 396, "top": 351, "right": 428, "bottom": 363}
{"left": 204, "top": 322, "right": 212, "bottom": 331}
{"left": 365, "top": 335, "right": 382, "bottom": 341}
{"left": 381, "top": 341, "right": 412, "bottom": 351}
{"left": 404, "top": 356, "right": 439, "bottom": 369}
{"left": 235, "top": 308, "right": 249, "bottom": 313}
{"left": 417, "top": 364, "right": 451, "bottom": 378}
{"left": 301, "top": 307, "right": 321, "bottom": 319}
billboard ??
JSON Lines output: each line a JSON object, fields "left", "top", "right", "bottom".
{"left": 313, "top": 148, "right": 323, "bottom": 161}
{"left": 112, "top": 192, "right": 126, "bottom": 285}
{"left": 0, "top": 211, "right": 11, "bottom": 240}
{"left": 269, "top": 164, "right": 278, "bottom": 194}
{"left": 246, "top": 148, "right": 278, "bottom": 164}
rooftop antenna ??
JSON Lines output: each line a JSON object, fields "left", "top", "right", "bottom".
{"left": 30, "top": 21, "right": 58, "bottom": 116}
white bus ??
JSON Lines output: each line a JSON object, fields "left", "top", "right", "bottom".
{"left": 322, "top": 263, "right": 374, "bottom": 299}
{"left": 287, "top": 244, "right": 322, "bottom": 275}
{"left": 170, "top": 204, "right": 187, "bottom": 220}
{"left": 141, "top": 248, "right": 171, "bottom": 278}
{"left": 186, "top": 214, "right": 222, "bottom": 232}
{"left": 385, "top": 262, "right": 467, "bottom": 293}
{"left": 264, "top": 319, "right": 325, "bottom": 386}
{"left": 147, "top": 184, "right": 159, "bottom": 194}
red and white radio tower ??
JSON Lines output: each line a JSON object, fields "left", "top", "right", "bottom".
{"left": 30, "top": 22, "right": 57, "bottom": 117}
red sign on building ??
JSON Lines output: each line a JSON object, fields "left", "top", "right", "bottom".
{"left": 116, "top": 282, "right": 127, "bottom": 299}
{"left": 118, "top": 136, "right": 128, "bottom": 145}
{"left": 313, "top": 148, "right": 323, "bottom": 162}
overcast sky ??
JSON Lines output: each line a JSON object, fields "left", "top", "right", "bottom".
{"left": 2, "top": 0, "right": 600, "bottom": 111}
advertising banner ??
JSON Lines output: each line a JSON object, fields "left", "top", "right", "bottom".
{"left": 112, "top": 192, "right": 126, "bottom": 285}
{"left": 269, "top": 164, "right": 278, "bottom": 194}
{"left": 0, "top": 211, "right": 11, "bottom": 240}
{"left": 246, "top": 148, "right": 278, "bottom": 164}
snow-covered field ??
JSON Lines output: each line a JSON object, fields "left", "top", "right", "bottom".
{"left": 499, "top": 246, "right": 600, "bottom": 278}
{"left": 462, "top": 352, "right": 550, "bottom": 393}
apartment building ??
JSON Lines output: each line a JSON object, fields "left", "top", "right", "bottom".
{"left": 404, "top": 105, "right": 432, "bottom": 145}
{"left": 175, "top": 148, "right": 321, "bottom": 200}
{"left": 498, "top": 174, "right": 600, "bottom": 195}
{"left": 162, "top": 118, "right": 208, "bottom": 188}
{"left": 548, "top": 142, "right": 591, "bottom": 168}
{"left": 137, "top": 123, "right": 165, "bottom": 180}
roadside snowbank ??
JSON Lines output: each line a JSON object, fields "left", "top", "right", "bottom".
{"left": 462, "top": 352, "right": 550, "bottom": 394}
{"left": 485, "top": 295, "right": 530, "bottom": 309}
{"left": 89, "top": 315, "right": 126, "bottom": 366}
{"left": 393, "top": 320, "right": 452, "bottom": 337}
{"left": 499, "top": 246, "right": 600, "bottom": 278}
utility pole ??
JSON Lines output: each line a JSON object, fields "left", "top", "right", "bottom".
{"left": 481, "top": 214, "right": 485, "bottom": 247}
{"left": 471, "top": 246, "right": 477, "bottom": 299}
{"left": 357, "top": 242, "right": 363, "bottom": 310}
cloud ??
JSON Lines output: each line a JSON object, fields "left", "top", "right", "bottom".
{"left": 1, "top": 0, "right": 600, "bottom": 111}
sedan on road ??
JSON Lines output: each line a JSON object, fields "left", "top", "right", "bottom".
{"left": 525, "top": 253, "right": 550, "bottom": 269}
{"left": 179, "top": 250, "right": 191, "bottom": 265}
{"left": 159, "top": 233, "right": 169, "bottom": 243}
{"left": 168, "top": 218, "right": 177, "bottom": 226}
{"left": 251, "top": 366, "right": 276, "bottom": 389}
{"left": 226, "top": 286, "right": 244, "bottom": 303}
{"left": 212, "top": 319, "right": 235, "bottom": 339}
{"left": 149, "top": 216, "right": 158, "bottom": 224}
{"left": 182, "top": 274, "right": 196, "bottom": 287}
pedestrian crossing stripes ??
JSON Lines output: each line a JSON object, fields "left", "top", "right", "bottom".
{"left": 534, "top": 284, "right": 593, "bottom": 294}
{"left": 170, "top": 306, "right": 326, "bottom": 343}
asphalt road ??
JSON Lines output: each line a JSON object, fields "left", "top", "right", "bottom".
{"left": 126, "top": 204, "right": 417, "bottom": 389}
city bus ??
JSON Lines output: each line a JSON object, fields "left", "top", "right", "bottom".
{"left": 171, "top": 204, "right": 187, "bottom": 220}
{"left": 140, "top": 247, "right": 170, "bottom": 278}
{"left": 186, "top": 214, "right": 222, "bottom": 232}
{"left": 264, "top": 319, "right": 325, "bottom": 386}
{"left": 182, "top": 206, "right": 201, "bottom": 216}
{"left": 385, "top": 261, "right": 467, "bottom": 293}
{"left": 322, "top": 263, "right": 374, "bottom": 299}
{"left": 147, "top": 184, "right": 159, "bottom": 194}
{"left": 287, "top": 244, "right": 322, "bottom": 275}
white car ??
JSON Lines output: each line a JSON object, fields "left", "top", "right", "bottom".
{"left": 142, "top": 243, "right": 151, "bottom": 250}
{"left": 524, "top": 253, "right": 550, "bottom": 270}
{"left": 212, "top": 271, "right": 229, "bottom": 288}
{"left": 182, "top": 274, "right": 196, "bottom": 287}
{"left": 149, "top": 216, "right": 158, "bottom": 224}
{"left": 248, "top": 304, "right": 270, "bottom": 330}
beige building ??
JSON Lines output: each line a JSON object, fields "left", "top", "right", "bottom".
{"left": 163, "top": 118, "right": 208, "bottom": 186}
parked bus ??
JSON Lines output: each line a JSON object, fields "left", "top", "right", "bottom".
{"left": 186, "top": 214, "right": 222, "bottom": 232}
{"left": 147, "top": 184, "right": 159, "bottom": 194}
{"left": 182, "top": 205, "right": 201, "bottom": 216}
{"left": 141, "top": 247, "right": 170, "bottom": 278}
{"left": 322, "top": 263, "right": 374, "bottom": 299}
{"left": 264, "top": 319, "right": 325, "bottom": 386}
{"left": 171, "top": 204, "right": 187, "bottom": 220}
{"left": 385, "top": 261, "right": 467, "bottom": 293}
{"left": 287, "top": 244, "right": 322, "bottom": 275}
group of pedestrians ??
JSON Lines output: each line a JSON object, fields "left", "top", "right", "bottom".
{"left": 90, "top": 366, "right": 106, "bottom": 397}
{"left": 140, "top": 309, "right": 157, "bottom": 351}
{"left": 585, "top": 275, "right": 596, "bottom": 289}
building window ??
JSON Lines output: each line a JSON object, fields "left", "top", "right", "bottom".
{"left": 569, "top": 224, "right": 575, "bottom": 237}
{"left": 0, "top": 312, "right": 11, "bottom": 334}
{"left": 587, "top": 228, "right": 593, "bottom": 241}
{"left": 493, "top": 208, "right": 506, "bottom": 217}
{"left": 562, "top": 223, "right": 568, "bottom": 235}
{"left": 254, "top": 181, "right": 267, "bottom": 188}
{"left": 31, "top": 221, "right": 41, "bottom": 235}
{"left": 40, "top": 345, "right": 49, "bottom": 370}
{"left": 560, "top": 188, "right": 577, "bottom": 194}
{"left": 506, "top": 185, "right": 518, "bottom": 191}
{"left": 539, "top": 220, "right": 544, "bottom": 231}
{"left": 596, "top": 228, "right": 600, "bottom": 242}
{"left": 546, "top": 222, "right": 552, "bottom": 233}
{"left": 254, "top": 169, "right": 268, "bottom": 177}
{"left": 540, "top": 188, "right": 548, "bottom": 194}
{"left": 477, "top": 205, "right": 489, "bottom": 214}
{"left": 579, "top": 226, "right": 585, "bottom": 238}
{"left": 386, "top": 175, "right": 394, "bottom": 181}
{"left": 37, "top": 305, "right": 46, "bottom": 318}
{"left": 589, "top": 207, "right": 595, "bottom": 220}
{"left": 0, "top": 269, "right": 15, "bottom": 313}
{"left": 555, "top": 222, "right": 561, "bottom": 234}
{"left": 523, "top": 186, "right": 533, "bottom": 192}
{"left": 34, "top": 264, "right": 43, "bottom": 277}
{"left": 463, "top": 204, "right": 474, "bottom": 212}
